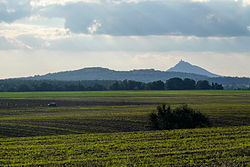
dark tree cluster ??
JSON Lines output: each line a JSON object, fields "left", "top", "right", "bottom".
{"left": 166, "top": 78, "right": 223, "bottom": 90}
{"left": 226, "top": 85, "right": 250, "bottom": 90}
{"left": 109, "top": 80, "right": 165, "bottom": 90}
{"left": 149, "top": 104, "right": 211, "bottom": 130}
{"left": 109, "top": 80, "right": 146, "bottom": 90}
{"left": 0, "top": 80, "right": 111, "bottom": 92}
{"left": 0, "top": 78, "right": 223, "bottom": 92}
{"left": 110, "top": 78, "right": 223, "bottom": 91}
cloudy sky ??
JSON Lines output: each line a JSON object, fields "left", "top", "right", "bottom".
{"left": 1, "top": 0, "right": 250, "bottom": 79}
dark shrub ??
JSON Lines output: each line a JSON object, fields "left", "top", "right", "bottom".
{"left": 149, "top": 104, "right": 210, "bottom": 130}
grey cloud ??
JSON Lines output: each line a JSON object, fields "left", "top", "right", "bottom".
{"left": 0, "top": 0, "right": 31, "bottom": 23}
{"left": 42, "top": 35, "right": 250, "bottom": 53}
{"left": 7, "top": 31, "right": 250, "bottom": 53}
{"left": 0, "top": 37, "right": 14, "bottom": 49}
{"left": 41, "top": 0, "right": 250, "bottom": 37}
{"left": 0, "top": 36, "right": 26, "bottom": 49}
{"left": 16, "top": 35, "right": 48, "bottom": 49}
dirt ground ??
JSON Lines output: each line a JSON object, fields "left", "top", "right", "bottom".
{"left": 0, "top": 98, "right": 152, "bottom": 109}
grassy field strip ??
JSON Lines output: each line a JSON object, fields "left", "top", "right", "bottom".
{"left": 1, "top": 127, "right": 249, "bottom": 143}
{"left": 1, "top": 103, "right": 250, "bottom": 120}
{"left": 0, "top": 123, "right": 82, "bottom": 133}
{"left": 1, "top": 133, "right": 249, "bottom": 152}
{"left": 1, "top": 90, "right": 250, "bottom": 99}
{"left": 1, "top": 100, "right": 250, "bottom": 137}
{"left": 0, "top": 126, "right": 249, "bottom": 166}
{"left": 0, "top": 105, "right": 153, "bottom": 119}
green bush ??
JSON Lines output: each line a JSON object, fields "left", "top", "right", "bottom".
{"left": 149, "top": 104, "right": 210, "bottom": 130}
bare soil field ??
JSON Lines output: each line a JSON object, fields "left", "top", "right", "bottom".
{"left": 0, "top": 98, "right": 152, "bottom": 109}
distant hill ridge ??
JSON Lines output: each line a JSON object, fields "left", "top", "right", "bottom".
{"left": 16, "top": 61, "right": 250, "bottom": 86}
{"left": 168, "top": 60, "right": 220, "bottom": 77}
{"left": 24, "top": 67, "right": 209, "bottom": 82}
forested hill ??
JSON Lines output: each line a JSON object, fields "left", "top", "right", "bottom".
{"left": 168, "top": 60, "right": 220, "bottom": 77}
{"left": 22, "top": 67, "right": 209, "bottom": 82}
{"left": 19, "top": 67, "right": 250, "bottom": 86}
{"left": 0, "top": 78, "right": 224, "bottom": 92}
{"left": 208, "top": 77, "right": 250, "bottom": 87}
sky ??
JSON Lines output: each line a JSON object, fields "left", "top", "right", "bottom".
{"left": 0, "top": 0, "right": 250, "bottom": 79}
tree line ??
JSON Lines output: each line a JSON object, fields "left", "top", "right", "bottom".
{"left": 110, "top": 78, "right": 223, "bottom": 90}
{"left": 0, "top": 78, "right": 223, "bottom": 92}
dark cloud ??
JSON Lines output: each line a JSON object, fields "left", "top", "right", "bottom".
{"left": 0, "top": 0, "right": 249, "bottom": 37}
{"left": 41, "top": 1, "right": 250, "bottom": 37}
{"left": 0, "top": 0, "right": 31, "bottom": 23}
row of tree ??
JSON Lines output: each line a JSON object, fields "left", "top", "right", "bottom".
{"left": 226, "top": 85, "right": 250, "bottom": 90}
{"left": 0, "top": 80, "right": 111, "bottom": 92}
{"left": 0, "top": 78, "right": 223, "bottom": 92}
{"left": 110, "top": 78, "right": 223, "bottom": 90}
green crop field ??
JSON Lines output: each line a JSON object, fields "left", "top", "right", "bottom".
{"left": 0, "top": 90, "right": 250, "bottom": 166}
{"left": 0, "top": 126, "right": 249, "bottom": 166}
{"left": 0, "top": 90, "right": 250, "bottom": 98}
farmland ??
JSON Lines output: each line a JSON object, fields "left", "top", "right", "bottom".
{"left": 1, "top": 126, "right": 249, "bottom": 166}
{"left": 0, "top": 90, "right": 250, "bottom": 166}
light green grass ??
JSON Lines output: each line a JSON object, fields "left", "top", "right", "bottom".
{"left": 0, "top": 90, "right": 250, "bottom": 98}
